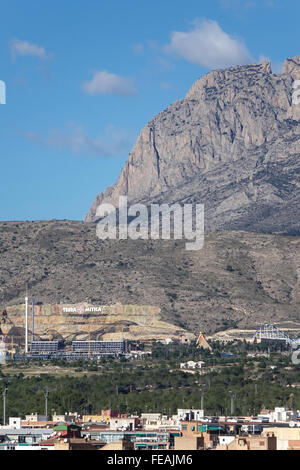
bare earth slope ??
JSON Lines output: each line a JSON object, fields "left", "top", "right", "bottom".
{"left": 0, "top": 221, "right": 299, "bottom": 335}
{"left": 86, "top": 57, "right": 300, "bottom": 234}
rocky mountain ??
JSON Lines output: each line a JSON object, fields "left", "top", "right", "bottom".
{"left": 86, "top": 56, "right": 300, "bottom": 234}
{"left": 2, "top": 57, "right": 300, "bottom": 339}
{"left": 0, "top": 221, "right": 299, "bottom": 335}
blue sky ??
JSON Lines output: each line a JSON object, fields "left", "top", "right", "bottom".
{"left": 0, "top": 0, "right": 299, "bottom": 221}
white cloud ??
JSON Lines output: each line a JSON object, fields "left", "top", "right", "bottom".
{"left": 165, "top": 19, "right": 253, "bottom": 69}
{"left": 82, "top": 71, "right": 137, "bottom": 96}
{"left": 23, "top": 124, "right": 133, "bottom": 158}
{"left": 10, "top": 38, "right": 48, "bottom": 61}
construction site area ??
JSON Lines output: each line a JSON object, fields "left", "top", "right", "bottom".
{"left": 1, "top": 294, "right": 299, "bottom": 364}
{"left": 0, "top": 296, "right": 196, "bottom": 361}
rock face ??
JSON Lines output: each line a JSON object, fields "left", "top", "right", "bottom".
{"left": 2, "top": 302, "right": 193, "bottom": 344}
{"left": 85, "top": 57, "right": 300, "bottom": 234}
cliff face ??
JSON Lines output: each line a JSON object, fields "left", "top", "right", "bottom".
{"left": 85, "top": 57, "right": 300, "bottom": 234}
{"left": 2, "top": 303, "right": 193, "bottom": 344}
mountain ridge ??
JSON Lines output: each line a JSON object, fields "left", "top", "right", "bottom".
{"left": 0, "top": 221, "right": 299, "bottom": 335}
{"left": 85, "top": 56, "right": 300, "bottom": 235}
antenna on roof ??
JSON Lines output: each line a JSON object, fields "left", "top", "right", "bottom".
{"left": 25, "top": 283, "right": 29, "bottom": 354}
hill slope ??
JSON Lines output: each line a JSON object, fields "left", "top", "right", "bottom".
{"left": 0, "top": 221, "right": 299, "bottom": 335}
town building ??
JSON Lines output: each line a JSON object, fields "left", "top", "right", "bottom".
{"left": 0, "top": 417, "right": 22, "bottom": 430}
{"left": 109, "top": 417, "right": 139, "bottom": 431}
{"left": 52, "top": 423, "right": 82, "bottom": 439}
{"left": 141, "top": 413, "right": 178, "bottom": 431}
{"left": 24, "top": 413, "right": 48, "bottom": 423}
{"left": 216, "top": 434, "right": 277, "bottom": 451}
{"left": 72, "top": 340, "right": 126, "bottom": 355}
{"left": 179, "top": 420, "right": 225, "bottom": 449}
{"left": 177, "top": 409, "right": 204, "bottom": 422}
{"left": 174, "top": 435, "right": 204, "bottom": 450}
{"left": 267, "top": 407, "right": 297, "bottom": 423}
{"left": 52, "top": 412, "right": 78, "bottom": 424}
{"left": 0, "top": 427, "right": 53, "bottom": 445}
{"left": 262, "top": 427, "right": 300, "bottom": 450}
{"left": 31, "top": 341, "right": 61, "bottom": 354}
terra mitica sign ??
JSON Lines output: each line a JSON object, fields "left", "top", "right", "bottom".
{"left": 62, "top": 306, "right": 103, "bottom": 314}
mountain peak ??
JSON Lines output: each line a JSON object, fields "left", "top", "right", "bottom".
{"left": 85, "top": 57, "right": 300, "bottom": 233}
{"left": 186, "top": 60, "right": 272, "bottom": 100}
{"left": 282, "top": 55, "right": 300, "bottom": 79}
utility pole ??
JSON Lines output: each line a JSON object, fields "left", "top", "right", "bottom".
{"left": 3, "top": 388, "right": 7, "bottom": 426}
{"left": 45, "top": 390, "right": 49, "bottom": 421}
{"left": 229, "top": 391, "right": 236, "bottom": 416}
{"left": 200, "top": 389, "right": 204, "bottom": 414}
{"left": 31, "top": 297, "right": 35, "bottom": 343}
{"left": 289, "top": 393, "right": 294, "bottom": 410}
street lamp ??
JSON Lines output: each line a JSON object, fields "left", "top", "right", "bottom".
{"left": 44, "top": 390, "right": 49, "bottom": 421}
{"left": 3, "top": 388, "right": 8, "bottom": 426}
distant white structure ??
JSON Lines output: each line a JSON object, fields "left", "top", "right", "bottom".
{"left": 141, "top": 413, "right": 178, "bottom": 430}
{"left": 8, "top": 417, "right": 21, "bottom": 429}
{"left": 161, "top": 338, "right": 174, "bottom": 345}
{"left": 270, "top": 408, "right": 298, "bottom": 423}
{"left": 0, "top": 417, "right": 21, "bottom": 430}
{"left": 177, "top": 409, "right": 204, "bottom": 422}
{"left": 130, "top": 350, "right": 152, "bottom": 358}
{"left": 292, "top": 338, "right": 300, "bottom": 347}
{"left": 0, "top": 335, "right": 7, "bottom": 365}
{"left": 258, "top": 407, "right": 298, "bottom": 423}
{"left": 253, "top": 324, "right": 292, "bottom": 345}
{"left": 180, "top": 361, "right": 205, "bottom": 370}
{"left": 218, "top": 436, "right": 236, "bottom": 446}
{"left": 25, "top": 296, "right": 29, "bottom": 354}
{"left": 110, "top": 417, "right": 138, "bottom": 431}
